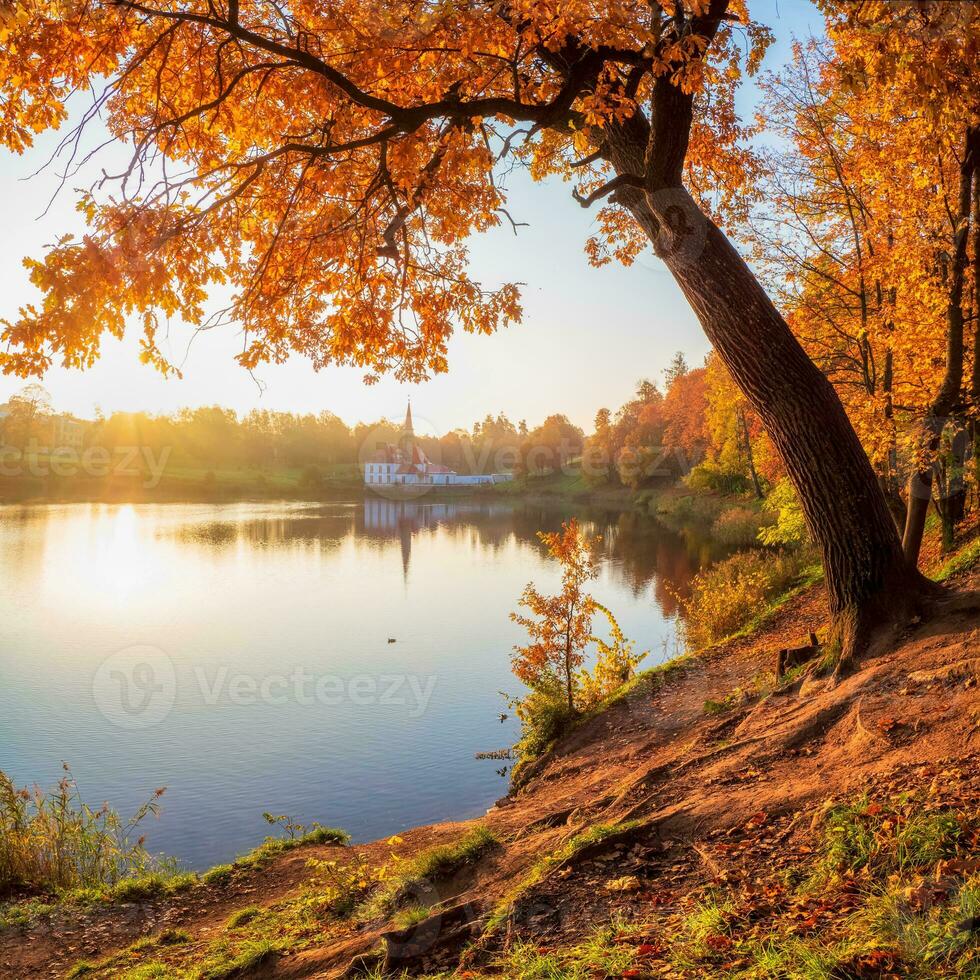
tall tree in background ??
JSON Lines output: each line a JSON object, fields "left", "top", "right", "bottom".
{"left": 2, "top": 383, "right": 53, "bottom": 449}
{"left": 0, "top": 0, "right": 930, "bottom": 662}
{"left": 817, "top": 1, "right": 980, "bottom": 563}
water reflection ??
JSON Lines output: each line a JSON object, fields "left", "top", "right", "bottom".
{"left": 152, "top": 497, "right": 722, "bottom": 606}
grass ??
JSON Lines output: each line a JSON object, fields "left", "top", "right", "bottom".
{"left": 933, "top": 537, "right": 980, "bottom": 581}
{"left": 669, "top": 895, "right": 736, "bottom": 970}
{"left": 107, "top": 870, "right": 198, "bottom": 903}
{"left": 197, "top": 939, "right": 277, "bottom": 979}
{"left": 234, "top": 825, "right": 350, "bottom": 870}
{"left": 813, "top": 794, "right": 965, "bottom": 880}
{"left": 391, "top": 904, "right": 432, "bottom": 929}
{"left": 65, "top": 963, "right": 97, "bottom": 978}
{"left": 0, "top": 896, "right": 56, "bottom": 929}
{"left": 201, "top": 864, "right": 234, "bottom": 886}
{"left": 114, "top": 965, "right": 172, "bottom": 980}
{"left": 361, "top": 826, "right": 498, "bottom": 919}
{"left": 0, "top": 766, "right": 170, "bottom": 898}
{"left": 490, "top": 465, "right": 590, "bottom": 499}
{"left": 226, "top": 905, "right": 262, "bottom": 928}
{"left": 494, "top": 925, "right": 641, "bottom": 979}
{"left": 434, "top": 786, "right": 980, "bottom": 980}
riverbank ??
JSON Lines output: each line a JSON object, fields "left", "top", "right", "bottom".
{"left": 0, "top": 460, "right": 635, "bottom": 508}
{"left": 4, "top": 524, "right": 980, "bottom": 978}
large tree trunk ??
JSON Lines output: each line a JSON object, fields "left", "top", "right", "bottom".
{"left": 605, "top": 155, "right": 925, "bottom": 663}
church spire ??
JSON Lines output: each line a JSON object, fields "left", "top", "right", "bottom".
{"left": 404, "top": 398, "right": 413, "bottom": 436}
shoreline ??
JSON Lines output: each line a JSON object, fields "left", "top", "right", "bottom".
{"left": 0, "top": 473, "right": 639, "bottom": 509}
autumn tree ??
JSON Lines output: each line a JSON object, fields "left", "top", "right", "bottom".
{"left": 697, "top": 353, "right": 766, "bottom": 497}
{"left": 760, "top": 8, "right": 980, "bottom": 559}
{"left": 1, "top": 383, "right": 53, "bottom": 449}
{"left": 0, "top": 0, "right": 932, "bottom": 661}
{"left": 662, "top": 364, "right": 708, "bottom": 469}
{"left": 511, "top": 520, "right": 598, "bottom": 712}
{"left": 822, "top": 2, "right": 980, "bottom": 563}
{"left": 518, "top": 414, "right": 583, "bottom": 477}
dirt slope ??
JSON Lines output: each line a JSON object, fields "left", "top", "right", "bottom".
{"left": 3, "top": 570, "right": 979, "bottom": 979}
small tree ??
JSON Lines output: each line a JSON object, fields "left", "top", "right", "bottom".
{"left": 511, "top": 520, "right": 598, "bottom": 712}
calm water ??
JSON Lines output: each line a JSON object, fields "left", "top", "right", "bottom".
{"left": 0, "top": 498, "right": 723, "bottom": 869}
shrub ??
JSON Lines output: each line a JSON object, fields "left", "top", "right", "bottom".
{"left": 686, "top": 462, "right": 748, "bottom": 495}
{"left": 758, "top": 477, "right": 809, "bottom": 548}
{"left": 576, "top": 603, "right": 647, "bottom": 711}
{"left": 677, "top": 550, "right": 811, "bottom": 650}
{"left": 0, "top": 765, "right": 168, "bottom": 898}
{"left": 711, "top": 505, "right": 763, "bottom": 547}
{"left": 507, "top": 672, "right": 579, "bottom": 765}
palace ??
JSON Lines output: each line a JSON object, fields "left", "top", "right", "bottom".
{"left": 363, "top": 402, "right": 513, "bottom": 488}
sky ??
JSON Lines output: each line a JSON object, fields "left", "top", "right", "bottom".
{"left": 0, "top": 1, "right": 823, "bottom": 436}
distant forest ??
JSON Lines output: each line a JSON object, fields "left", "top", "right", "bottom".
{"left": 0, "top": 348, "right": 767, "bottom": 488}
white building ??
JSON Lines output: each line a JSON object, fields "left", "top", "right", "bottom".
{"left": 364, "top": 403, "right": 513, "bottom": 488}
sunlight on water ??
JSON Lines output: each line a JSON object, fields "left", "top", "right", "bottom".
{"left": 0, "top": 499, "right": 719, "bottom": 869}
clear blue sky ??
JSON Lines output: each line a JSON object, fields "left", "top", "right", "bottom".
{"left": 0, "top": 1, "right": 822, "bottom": 434}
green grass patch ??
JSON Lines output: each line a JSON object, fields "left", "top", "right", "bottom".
{"left": 361, "top": 826, "right": 497, "bottom": 919}
{"left": 197, "top": 939, "right": 277, "bottom": 979}
{"left": 669, "top": 894, "right": 736, "bottom": 970}
{"left": 0, "top": 896, "right": 56, "bottom": 930}
{"left": 495, "top": 924, "right": 640, "bottom": 978}
{"left": 201, "top": 864, "right": 234, "bottom": 886}
{"left": 391, "top": 904, "right": 432, "bottom": 929}
{"left": 234, "top": 825, "right": 350, "bottom": 870}
{"left": 65, "top": 963, "right": 97, "bottom": 978}
{"left": 115, "top": 964, "right": 173, "bottom": 980}
{"left": 814, "top": 794, "right": 964, "bottom": 881}
{"left": 933, "top": 538, "right": 980, "bottom": 582}
{"left": 107, "top": 870, "right": 198, "bottom": 903}
{"left": 226, "top": 905, "right": 262, "bottom": 928}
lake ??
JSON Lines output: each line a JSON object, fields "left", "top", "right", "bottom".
{"left": 0, "top": 498, "right": 724, "bottom": 870}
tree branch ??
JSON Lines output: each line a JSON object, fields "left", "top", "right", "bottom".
{"left": 573, "top": 174, "right": 644, "bottom": 208}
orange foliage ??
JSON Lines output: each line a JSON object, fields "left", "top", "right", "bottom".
{"left": 511, "top": 520, "right": 598, "bottom": 711}
{"left": 0, "top": 1, "right": 772, "bottom": 380}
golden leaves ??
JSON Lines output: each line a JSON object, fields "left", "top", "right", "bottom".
{"left": 0, "top": 0, "right": 771, "bottom": 382}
